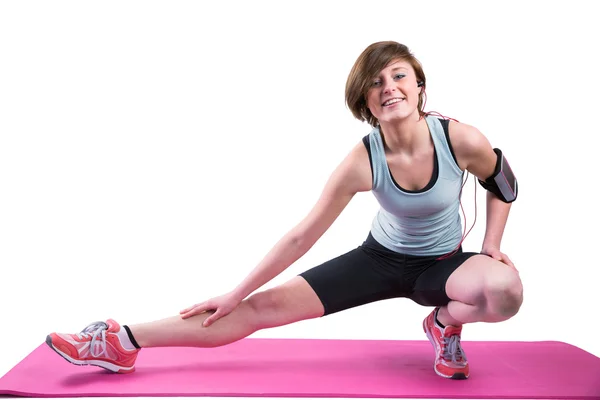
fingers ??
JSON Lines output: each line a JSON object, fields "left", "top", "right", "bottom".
{"left": 485, "top": 252, "right": 502, "bottom": 262}
{"left": 503, "top": 254, "right": 517, "bottom": 270}
{"left": 179, "top": 304, "right": 198, "bottom": 314}
{"left": 203, "top": 309, "right": 226, "bottom": 327}
{"left": 496, "top": 252, "right": 517, "bottom": 270}
{"left": 180, "top": 302, "right": 209, "bottom": 319}
{"left": 496, "top": 252, "right": 514, "bottom": 268}
{"left": 203, "top": 313, "right": 216, "bottom": 327}
{"left": 179, "top": 304, "right": 227, "bottom": 326}
{"left": 485, "top": 251, "right": 517, "bottom": 271}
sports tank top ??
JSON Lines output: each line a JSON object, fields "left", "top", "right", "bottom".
{"left": 363, "top": 115, "right": 464, "bottom": 256}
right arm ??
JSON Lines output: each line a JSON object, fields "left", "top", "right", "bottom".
{"left": 180, "top": 140, "right": 372, "bottom": 322}
{"left": 231, "top": 140, "right": 373, "bottom": 301}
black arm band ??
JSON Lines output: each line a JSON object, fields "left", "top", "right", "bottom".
{"left": 477, "top": 148, "right": 518, "bottom": 203}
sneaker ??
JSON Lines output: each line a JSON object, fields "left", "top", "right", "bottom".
{"left": 46, "top": 319, "right": 139, "bottom": 374}
{"left": 422, "top": 307, "right": 469, "bottom": 379}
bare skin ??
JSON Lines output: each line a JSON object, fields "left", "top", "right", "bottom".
{"left": 128, "top": 58, "right": 522, "bottom": 348}
{"left": 131, "top": 276, "right": 324, "bottom": 348}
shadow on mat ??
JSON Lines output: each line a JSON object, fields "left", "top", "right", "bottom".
{"left": 59, "top": 353, "right": 431, "bottom": 387}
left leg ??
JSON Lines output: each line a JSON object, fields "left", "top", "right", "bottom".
{"left": 411, "top": 252, "right": 523, "bottom": 379}
{"left": 437, "top": 254, "right": 524, "bottom": 326}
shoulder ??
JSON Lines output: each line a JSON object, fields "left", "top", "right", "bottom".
{"left": 320, "top": 138, "right": 373, "bottom": 197}
{"left": 339, "top": 140, "right": 373, "bottom": 193}
{"left": 447, "top": 120, "right": 497, "bottom": 179}
{"left": 447, "top": 121, "right": 490, "bottom": 158}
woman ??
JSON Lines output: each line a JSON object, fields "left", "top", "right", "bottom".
{"left": 46, "top": 41, "right": 523, "bottom": 380}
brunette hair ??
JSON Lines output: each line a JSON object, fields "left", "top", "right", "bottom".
{"left": 345, "top": 41, "right": 427, "bottom": 127}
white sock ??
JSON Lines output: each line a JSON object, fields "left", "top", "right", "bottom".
{"left": 116, "top": 326, "right": 137, "bottom": 351}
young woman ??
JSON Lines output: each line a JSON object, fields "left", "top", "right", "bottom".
{"left": 47, "top": 41, "right": 522, "bottom": 380}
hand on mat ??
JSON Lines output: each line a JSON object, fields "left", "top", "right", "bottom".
{"left": 179, "top": 292, "right": 242, "bottom": 327}
{"left": 482, "top": 246, "right": 517, "bottom": 272}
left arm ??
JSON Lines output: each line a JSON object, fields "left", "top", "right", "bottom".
{"left": 448, "top": 121, "right": 516, "bottom": 268}
{"left": 482, "top": 191, "right": 511, "bottom": 251}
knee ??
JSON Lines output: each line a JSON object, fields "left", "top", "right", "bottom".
{"left": 248, "top": 290, "right": 280, "bottom": 312}
{"left": 484, "top": 269, "right": 524, "bottom": 318}
{"left": 246, "top": 289, "right": 283, "bottom": 329}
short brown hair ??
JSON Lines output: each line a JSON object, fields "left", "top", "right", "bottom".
{"left": 345, "top": 41, "right": 427, "bottom": 127}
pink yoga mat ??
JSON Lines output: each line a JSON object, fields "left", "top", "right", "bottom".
{"left": 1, "top": 338, "right": 599, "bottom": 399}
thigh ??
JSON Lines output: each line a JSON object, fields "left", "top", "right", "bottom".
{"left": 299, "top": 245, "right": 411, "bottom": 316}
{"left": 410, "top": 250, "right": 480, "bottom": 307}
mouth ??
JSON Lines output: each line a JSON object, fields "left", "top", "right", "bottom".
{"left": 382, "top": 97, "right": 405, "bottom": 107}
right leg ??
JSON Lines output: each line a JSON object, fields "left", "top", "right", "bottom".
{"left": 46, "top": 276, "right": 324, "bottom": 373}
{"left": 129, "top": 275, "right": 325, "bottom": 348}
{"left": 133, "top": 234, "right": 411, "bottom": 348}
{"left": 46, "top": 235, "right": 407, "bottom": 372}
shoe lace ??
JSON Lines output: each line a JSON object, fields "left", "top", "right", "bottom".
{"left": 442, "top": 334, "right": 467, "bottom": 364}
{"left": 76, "top": 321, "right": 109, "bottom": 358}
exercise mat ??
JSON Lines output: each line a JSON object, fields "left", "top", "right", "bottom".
{"left": 1, "top": 338, "right": 599, "bottom": 399}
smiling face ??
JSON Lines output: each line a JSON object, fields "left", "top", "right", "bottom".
{"left": 345, "top": 41, "right": 427, "bottom": 127}
{"left": 366, "top": 59, "right": 422, "bottom": 124}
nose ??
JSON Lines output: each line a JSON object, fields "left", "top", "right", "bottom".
{"left": 382, "top": 78, "right": 396, "bottom": 94}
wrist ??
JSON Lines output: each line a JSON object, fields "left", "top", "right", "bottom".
{"left": 482, "top": 242, "right": 500, "bottom": 251}
{"left": 230, "top": 287, "right": 247, "bottom": 303}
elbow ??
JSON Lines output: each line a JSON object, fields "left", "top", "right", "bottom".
{"left": 288, "top": 231, "right": 314, "bottom": 254}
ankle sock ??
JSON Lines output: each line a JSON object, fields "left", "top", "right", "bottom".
{"left": 435, "top": 315, "right": 446, "bottom": 328}
{"left": 434, "top": 309, "right": 446, "bottom": 328}
{"left": 117, "top": 325, "right": 141, "bottom": 350}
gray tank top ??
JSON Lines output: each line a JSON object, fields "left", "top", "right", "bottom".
{"left": 367, "top": 115, "right": 464, "bottom": 256}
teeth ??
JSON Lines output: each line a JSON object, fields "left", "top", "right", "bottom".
{"left": 383, "top": 98, "right": 404, "bottom": 106}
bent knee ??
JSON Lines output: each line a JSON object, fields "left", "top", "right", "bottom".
{"left": 485, "top": 269, "right": 524, "bottom": 317}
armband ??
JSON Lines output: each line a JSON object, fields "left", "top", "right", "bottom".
{"left": 477, "top": 148, "right": 518, "bottom": 203}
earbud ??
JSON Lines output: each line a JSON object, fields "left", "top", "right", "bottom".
{"left": 417, "top": 81, "right": 424, "bottom": 87}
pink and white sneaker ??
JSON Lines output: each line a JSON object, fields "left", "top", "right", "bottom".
{"left": 423, "top": 307, "right": 469, "bottom": 379}
{"left": 46, "top": 319, "right": 139, "bottom": 374}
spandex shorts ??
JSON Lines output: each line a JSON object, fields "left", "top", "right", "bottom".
{"left": 299, "top": 232, "right": 479, "bottom": 316}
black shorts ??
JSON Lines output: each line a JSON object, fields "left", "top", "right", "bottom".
{"left": 299, "top": 232, "right": 479, "bottom": 316}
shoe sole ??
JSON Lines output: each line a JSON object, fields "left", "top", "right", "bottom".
{"left": 45, "top": 335, "right": 135, "bottom": 374}
{"left": 422, "top": 319, "right": 468, "bottom": 380}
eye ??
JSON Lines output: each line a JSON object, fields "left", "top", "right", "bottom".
{"left": 371, "top": 80, "right": 382, "bottom": 87}
{"left": 394, "top": 74, "right": 405, "bottom": 80}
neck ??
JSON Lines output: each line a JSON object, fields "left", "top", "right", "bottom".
{"left": 379, "top": 113, "right": 429, "bottom": 154}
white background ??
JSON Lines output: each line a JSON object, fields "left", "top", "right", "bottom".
{"left": 1, "top": 0, "right": 599, "bottom": 399}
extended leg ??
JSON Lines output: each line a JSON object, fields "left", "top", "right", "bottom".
{"left": 46, "top": 276, "right": 325, "bottom": 373}
{"left": 130, "top": 276, "right": 325, "bottom": 348}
